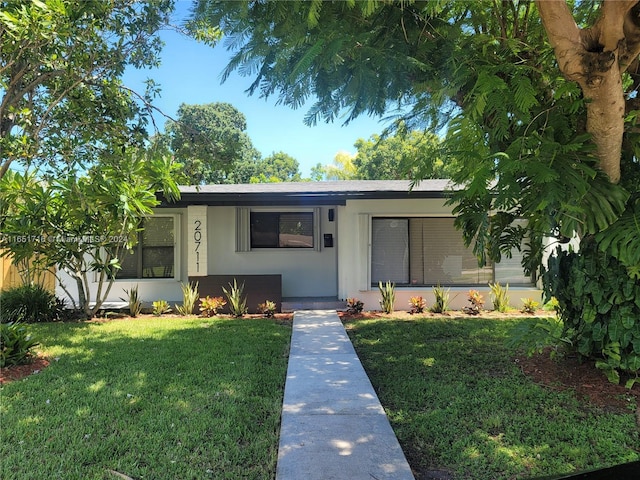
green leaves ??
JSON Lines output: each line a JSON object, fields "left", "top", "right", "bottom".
{"left": 544, "top": 238, "right": 640, "bottom": 383}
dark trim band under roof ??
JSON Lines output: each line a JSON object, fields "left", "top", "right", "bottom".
{"left": 159, "top": 180, "right": 454, "bottom": 207}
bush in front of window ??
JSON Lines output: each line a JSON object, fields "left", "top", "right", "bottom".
{"left": 430, "top": 284, "right": 451, "bottom": 314}
{"left": 463, "top": 290, "right": 484, "bottom": 315}
{"left": 120, "top": 285, "right": 142, "bottom": 317}
{"left": 409, "top": 296, "right": 427, "bottom": 315}
{"left": 378, "top": 280, "right": 396, "bottom": 314}
{"left": 489, "top": 282, "right": 511, "bottom": 313}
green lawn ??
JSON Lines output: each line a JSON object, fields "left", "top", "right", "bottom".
{"left": 346, "top": 316, "right": 640, "bottom": 480}
{"left": 0, "top": 317, "right": 291, "bottom": 480}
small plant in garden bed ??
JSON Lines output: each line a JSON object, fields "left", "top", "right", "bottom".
{"left": 152, "top": 299, "right": 171, "bottom": 316}
{"left": 120, "top": 285, "right": 142, "bottom": 317}
{"left": 200, "top": 296, "right": 226, "bottom": 317}
{"left": 378, "top": 280, "right": 396, "bottom": 314}
{"left": 0, "top": 284, "right": 64, "bottom": 323}
{"left": 257, "top": 300, "right": 277, "bottom": 318}
{"left": 408, "top": 296, "right": 426, "bottom": 314}
{"left": 0, "top": 321, "right": 39, "bottom": 367}
{"left": 175, "top": 281, "right": 198, "bottom": 316}
{"left": 346, "top": 297, "right": 364, "bottom": 315}
{"left": 463, "top": 289, "right": 484, "bottom": 315}
{"left": 489, "top": 282, "right": 510, "bottom": 312}
{"left": 521, "top": 297, "right": 540, "bottom": 314}
{"left": 430, "top": 284, "right": 451, "bottom": 314}
{"left": 222, "top": 279, "right": 247, "bottom": 317}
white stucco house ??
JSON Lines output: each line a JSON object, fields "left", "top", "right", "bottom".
{"left": 57, "top": 180, "right": 542, "bottom": 312}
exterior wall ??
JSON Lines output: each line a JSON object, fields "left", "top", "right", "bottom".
{"left": 336, "top": 198, "right": 543, "bottom": 311}
{"left": 200, "top": 205, "right": 338, "bottom": 298}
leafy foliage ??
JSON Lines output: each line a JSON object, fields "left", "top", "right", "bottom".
{"left": 544, "top": 237, "right": 640, "bottom": 383}
{"left": 520, "top": 298, "right": 540, "bottom": 315}
{"left": 506, "top": 317, "right": 573, "bottom": 359}
{"left": 346, "top": 297, "right": 364, "bottom": 315}
{"left": 0, "top": 150, "right": 180, "bottom": 318}
{"left": 152, "top": 299, "right": 171, "bottom": 316}
{"left": 0, "top": 0, "right": 175, "bottom": 177}
{"left": 222, "top": 279, "right": 247, "bottom": 318}
{"left": 121, "top": 286, "right": 142, "bottom": 318}
{"left": 463, "top": 290, "right": 485, "bottom": 316}
{"left": 378, "top": 280, "right": 396, "bottom": 314}
{"left": 199, "top": 296, "right": 226, "bottom": 317}
{"left": 0, "top": 284, "right": 63, "bottom": 323}
{"left": 408, "top": 296, "right": 427, "bottom": 315}
{"left": 175, "top": 282, "right": 199, "bottom": 316}
{"left": 0, "top": 321, "right": 39, "bottom": 367}
{"left": 430, "top": 284, "right": 451, "bottom": 314}
{"left": 489, "top": 282, "right": 510, "bottom": 313}
{"left": 257, "top": 300, "right": 277, "bottom": 318}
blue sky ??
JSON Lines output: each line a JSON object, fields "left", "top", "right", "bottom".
{"left": 122, "top": 1, "right": 390, "bottom": 177}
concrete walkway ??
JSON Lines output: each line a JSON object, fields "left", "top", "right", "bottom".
{"left": 276, "top": 310, "right": 415, "bottom": 480}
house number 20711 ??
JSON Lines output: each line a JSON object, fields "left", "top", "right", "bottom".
{"left": 193, "top": 219, "right": 202, "bottom": 272}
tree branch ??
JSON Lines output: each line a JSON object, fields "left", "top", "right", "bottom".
{"left": 535, "top": 0, "right": 584, "bottom": 81}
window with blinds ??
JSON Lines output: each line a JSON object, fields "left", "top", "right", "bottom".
{"left": 119, "top": 217, "right": 175, "bottom": 279}
{"left": 250, "top": 212, "right": 314, "bottom": 248}
{"left": 371, "top": 217, "right": 494, "bottom": 286}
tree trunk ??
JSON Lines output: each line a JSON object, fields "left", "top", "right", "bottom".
{"left": 536, "top": 0, "right": 640, "bottom": 184}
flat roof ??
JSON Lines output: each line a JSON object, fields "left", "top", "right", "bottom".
{"left": 160, "top": 180, "right": 454, "bottom": 207}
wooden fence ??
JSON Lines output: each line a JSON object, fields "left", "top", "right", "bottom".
{"left": 0, "top": 251, "right": 56, "bottom": 292}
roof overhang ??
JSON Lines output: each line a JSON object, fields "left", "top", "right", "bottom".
{"left": 157, "top": 180, "right": 454, "bottom": 208}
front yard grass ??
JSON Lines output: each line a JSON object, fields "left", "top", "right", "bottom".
{"left": 0, "top": 317, "right": 291, "bottom": 480}
{"left": 346, "top": 316, "right": 640, "bottom": 480}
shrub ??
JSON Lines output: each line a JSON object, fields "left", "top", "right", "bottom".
{"left": 544, "top": 237, "right": 640, "bottom": 386}
{"left": 463, "top": 290, "right": 484, "bottom": 315}
{"left": 152, "top": 299, "right": 171, "bottom": 316}
{"left": 222, "top": 279, "right": 247, "bottom": 317}
{"left": 257, "top": 300, "right": 277, "bottom": 318}
{"left": 176, "top": 281, "right": 199, "bottom": 316}
{"left": 378, "top": 280, "right": 395, "bottom": 314}
{"left": 430, "top": 284, "right": 451, "bottom": 314}
{"left": 200, "top": 296, "right": 226, "bottom": 317}
{"left": 543, "top": 296, "right": 560, "bottom": 312}
{"left": 506, "top": 317, "right": 573, "bottom": 360}
{"left": 521, "top": 298, "right": 540, "bottom": 315}
{"left": 0, "top": 284, "right": 63, "bottom": 323}
{"left": 489, "top": 282, "right": 510, "bottom": 312}
{"left": 345, "top": 298, "right": 364, "bottom": 315}
{"left": 120, "top": 285, "right": 142, "bottom": 317}
{"left": 408, "top": 296, "right": 426, "bottom": 314}
{"left": 0, "top": 322, "right": 40, "bottom": 367}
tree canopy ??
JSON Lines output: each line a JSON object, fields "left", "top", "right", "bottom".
{"left": 312, "top": 129, "right": 452, "bottom": 180}
{"left": 0, "top": 0, "right": 176, "bottom": 178}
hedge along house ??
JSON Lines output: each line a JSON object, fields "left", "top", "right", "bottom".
{"left": 56, "top": 180, "right": 542, "bottom": 313}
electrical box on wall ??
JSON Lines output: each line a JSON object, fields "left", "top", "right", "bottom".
{"left": 323, "top": 233, "right": 333, "bottom": 248}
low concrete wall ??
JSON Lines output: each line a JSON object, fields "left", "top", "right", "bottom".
{"left": 190, "top": 274, "right": 282, "bottom": 314}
